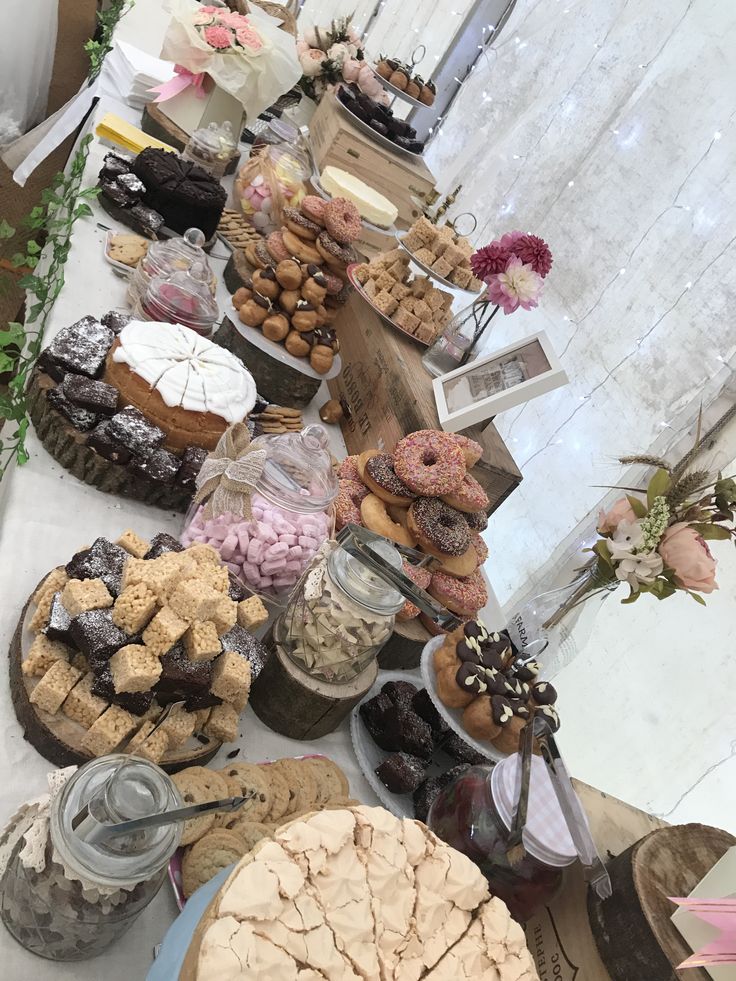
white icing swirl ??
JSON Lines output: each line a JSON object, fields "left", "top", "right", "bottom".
{"left": 113, "top": 321, "right": 256, "bottom": 423}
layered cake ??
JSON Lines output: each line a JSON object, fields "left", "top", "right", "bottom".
{"left": 17, "top": 533, "right": 268, "bottom": 769}
{"left": 180, "top": 806, "right": 539, "bottom": 980}
{"left": 29, "top": 315, "right": 259, "bottom": 510}
{"left": 320, "top": 166, "right": 398, "bottom": 229}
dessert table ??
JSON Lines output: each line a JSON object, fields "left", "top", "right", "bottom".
{"left": 0, "top": 8, "right": 508, "bottom": 979}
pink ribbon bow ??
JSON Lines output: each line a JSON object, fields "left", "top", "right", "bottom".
{"left": 149, "top": 64, "right": 207, "bottom": 103}
{"left": 671, "top": 897, "right": 736, "bottom": 967}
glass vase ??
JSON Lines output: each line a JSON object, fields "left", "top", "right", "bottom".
{"left": 422, "top": 299, "right": 500, "bottom": 377}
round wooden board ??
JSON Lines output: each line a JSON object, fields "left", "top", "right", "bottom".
{"left": 9, "top": 581, "right": 220, "bottom": 774}
{"left": 378, "top": 617, "right": 431, "bottom": 670}
{"left": 588, "top": 823, "right": 736, "bottom": 981}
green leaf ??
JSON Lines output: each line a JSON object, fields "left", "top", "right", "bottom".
{"left": 687, "top": 591, "right": 707, "bottom": 606}
{"left": 74, "top": 203, "right": 94, "bottom": 219}
{"left": 16, "top": 273, "right": 44, "bottom": 292}
{"left": 714, "top": 477, "right": 736, "bottom": 505}
{"left": 620, "top": 589, "right": 641, "bottom": 605}
{"left": 0, "top": 219, "right": 15, "bottom": 239}
{"left": 78, "top": 186, "right": 101, "bottom": 199}
{"left": 647, "top": 468, "right": 671, "bottom": 508}
{"left": 25, "top": 240, "right": 41, "bottom": 255}
{"left": 627, "top": 495, "right": 647, "bottom": 518}
{"left": 593, "top": 539, "right": 614, "bottom": 569}
{"left": 690, "top": 523, "right": 732, "bottom": 541}
{"left": 10, "top": 253, "right": 26, "bottom": 268}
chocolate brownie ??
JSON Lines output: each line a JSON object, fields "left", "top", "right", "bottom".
{"left": 91, "top": 666, "right": 154, "bottom": 715}
{"left": 359, "top": 692, "right": 395, "bottom": 751}
{"left": 411, "top": 687, "right": 449, "bottom": 738}
{"left": 108, "top": 407, "right": 166, "bottom": 458}
{"left": 133, "top": 148, "right": 227, "bottom": 241}
{"left": 413, "top": 764, "right": 471, "bottom": 823}
{"left": 99, "top": 152, "right": 133, "bottom": 181}
{"left": 87, "top": 420, "right": 132, "bottom": 465}
{"left": 440, "top": 731, "right": 491, "bottom": 765}
{"left": 375, "top": 753, "right": 427, "bottom": 794}
{"left": 381, "top": 680, "right": 419, "bottom": 708}
{"left": 70, "top": 609, "right": 128, "bottom": 664}
{"left": 62, "top": 374, "right": 119, "bottom": 415}
{"left": 66, "top": 537, "right": 127, "bottom": 596}
{"left": 176, "top": 445, "right": 207, "bottom": 489}
{"left": 143, "top": 533, "right": 184, "bottom": 560}
{"left": 43, "top": 593, "right": 74, "bottom": 646}
{"left": 130, "top": 447, "right": 181, "bottom": 485}
{"left": 384, "top": 703, "right": 434, "bottom": 762}
{"left": 219, "top": 625, "right": 267, "bottom": 680}
{"left": 100, "top": 310, "right": 132, "bottom": 334}
{"left": 46, "top": 388, "right": 100, "bottom": 432}
{"left": 154, "top": 643, "right": 212, "bottom": 700}
{"left": 45, "top": 317, "right": 113, "bottom": 379}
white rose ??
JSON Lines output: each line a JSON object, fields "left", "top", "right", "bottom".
{"left": 328, "top": 42, "right": 348, "bottom": 64}
{"left": 300, "top": 49, "right": 327, "bottom": 77}
{"left": 302, "top": 26, "right": 319, "bottom": 47}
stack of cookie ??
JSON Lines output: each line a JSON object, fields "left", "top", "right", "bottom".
{"left": 232, "top": 195, "right": 363, "bottom": 374}
{"left": 217, "top": 208, "right": 263, "bottom": 253}
{"left": 250, "top": 403, "right": 303, "bottom": 436}
{"left": 352, "top": 247, "right": 457, "bottom": 343}
{"left": 175, "top": 757, "right": 356, "bottom": 897}
{"left": 401, "top": 216, "right": 483, "bottom": 292}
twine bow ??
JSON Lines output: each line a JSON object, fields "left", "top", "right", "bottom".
{"left": 194, "top": 424, "right": 267, "bottom": 521}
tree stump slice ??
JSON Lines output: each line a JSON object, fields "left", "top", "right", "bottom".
{"left": 223, "top": 249, "right": 254, "bottom": 295}
{"left": 213, "top": 317, "right": 322, "bottom": 408}
{"left": 588, "top": 823, "right": 736, "bottom": 981}
{"left": 28, "top": 371, "right": 193, "bottom": 513}
{"left": 249, "top": 636, "right": 378, "bottom": 740}
{"left": 378, "top": 618, "right": 431, "bottom": 670}
{"left": 140, "top": 104, "right": 240, "bottom": 174}
{"left": 10, "top": 581, "right": 220, "bottom": 773}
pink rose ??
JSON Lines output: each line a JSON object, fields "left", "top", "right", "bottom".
{"left": 357, "top": 63, "right": 382, "bottom": 99}
{"left": 302, "top": 27, "right": 319, "bottom": 47}
{"left": 300, "top": 49, "right": 327, "bottom": 77}
{"left": 598, "top": 498, "right": 637, "bottom": 534}
{"left": 658, "top": 523, "right": 718, "bottom": 594}
{"left": 342, "top": 57, "right": 361, "bottom": 82}
{"left": 203, "top": 25, "right": 233, "bottom": 49}
{"left": 296, "top": 39, "right": 309, "bottom": 55}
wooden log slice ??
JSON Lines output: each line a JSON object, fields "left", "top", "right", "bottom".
{"left": 9, "top": 581, "right": 220, "bottom": 774}
{"left": 249, "top": 632, "right": 378, "bottom": 740}
{"left": 213, "top": 317, "right": 322, "bottom": 409}
{"left": 223, "top": 248, "right": 255, "bottom": 295}
{"left": 28, "top": 370, "right": 193, "bottom": 513}
{"left": 588, "top": 823, "right": 736, "bottom": 981}
{"left": 378, "top": 618, "right": 431, "bottom": 670}
{"left": 141, "top": 104, "right": 241, "bottom": 174}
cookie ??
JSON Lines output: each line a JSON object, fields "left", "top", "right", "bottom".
{"left": 172, "top": 771, "right": 217, "bottom": 846}
{"left": 260, "top": 763, "right": 290, "bottom": 822}
{"left": 272, "top": 757, "right": 318, "bottom": 815}
{"left": 323, "top": 797, "right": 361, "bottom": 809}
{"left": 217, "top": 762, "right": 271, "bottom": 823}
{"left": 179, "top": 766, "right": 229, "bottom": 803}
{"left": 181, "top": 829, "right": 247, "bottom": 898}
{"left": 108, "top": 233, "right": 149, "bottom": 267}
{"left": 307, "top": 757, "right": 350, "bottom": 804}
{"left": 226, "top": 820, "right": 272, "bottom": 853}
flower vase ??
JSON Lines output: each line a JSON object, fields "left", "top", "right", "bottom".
{"left": 506, "top": 562, "right": 619, "bottom": 678}
{"left": 422, "top": 300, "right": 500, "bottom": 377}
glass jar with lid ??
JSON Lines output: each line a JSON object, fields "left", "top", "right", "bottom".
{"left": 133, "top": 261, "right": 220, "bottom": 336}
{"left": 128, "top": 227, "right": 217, "bottom": 309}
{"left": 0, "top": 755, "right": 181, "bottom": 961}
{"left": 427, "top": 756, "right": 577, "bottom": 922}
{"left": 182, "top": 121, "right": 237, "bottom": 179}
{"left": 234, "top": 143, "right": 310, "bottom": 233}
{"left": 273, "top": 536, "right": 405, "bottom": 683}
{"left": 182, "top": 424, "right": 339, "bottom": 601}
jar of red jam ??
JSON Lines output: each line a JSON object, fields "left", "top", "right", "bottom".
{"left": 427, "top": 757, "right": 577, "bottom": 922}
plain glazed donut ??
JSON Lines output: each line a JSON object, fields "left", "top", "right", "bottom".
{"left": 300, "top": 195, "right": 327, "bottom": 226}
{"left": 449, "top": 433, "right": 483, "bottom": 467}
{"left": 429, "top": 568, "right": 488, "bottom": 617}
{"left": 394, "top": 430, "right": 466, "bottom": 496}
{"left": 282, "top": 229, "right": 323, "bottom": 265}
{"left": 407, "top": 497, "right": 471, "bottom": 557}
{"left": 398, "top": 559, "right": 432, "bottom": 621}
{"left": 337, "top": 455, "right": 362, "bottom": 482}
{"left": 362, "top": 453, "right": 416, "bottom": 506}
{"left": 441, "top": 473, "right": 490, "bottom": 514}
{"left": 324, "top": 196, "right": 362, "bottom": 245}
{"left": 360, "top": 493, "right": 417, "bottom": 548}
{"left": 335, "top": 479, "right": 369, "bottom": 530}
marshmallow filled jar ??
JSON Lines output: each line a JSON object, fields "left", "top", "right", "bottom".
{"left": 182, "top": 425, "right": 338, "bottom": 601}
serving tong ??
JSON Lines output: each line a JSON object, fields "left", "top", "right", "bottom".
{"left": 507, "top": 714, "right": 613, "bottom": 899}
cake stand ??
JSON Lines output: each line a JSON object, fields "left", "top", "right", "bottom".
{"left": 420, "top": 635, "right": 506, "bottom": 762}
{"left": 346, "top": 264, "right": 431, "bottom": 347}
{"left": 332, "top": 91, "right": 423, "bottom": 161}
{"left": 396, "top": 231, "right": 484, "bottom": 297}
{"left": 367, "top": 65, "right": 427, "bottom": 110}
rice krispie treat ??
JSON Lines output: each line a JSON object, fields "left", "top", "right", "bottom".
{"left": 30, "top": 659, "right": 83, "bottom": 715}
{"left": 211, "top": 650, "right": 252, "bottom": 704}
{"left": 62, "top": 672, "right": 107, "bottom": 728}
{"left": 23, "top": 635, "right": 70, "bottom": 677}
{"left": 183, "top": 621, "right": 221, "bottom": 662}
{"left": 116, "top": 530, "right": 151, "bottom": 559}
{"left": 61, "top": 578, "right": 113, "bottom": 617}
{"left": 81, "top": 704, "right": 139, "bottom": 756}
{"left": 109, "top": 644, "right": 163, "bottom": 693}
{"left": 112, "top": 582, "right": 159, "bottom": 634}
{"left": 142, "top": 606, "right": 188, "bottom": 655}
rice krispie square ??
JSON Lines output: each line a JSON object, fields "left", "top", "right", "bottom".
{"left": 81, "top": 705, "right": 139, "bottom": 756}
{"left": 30, "top": 659, "right": 82, "bottom": 716}
{"left": 116, "top": 530, "right": 151, "bottom": 559}
{"left": 183, "top": 621, "right": 221, "bottom": 662}
{"left": 112, "top": 582, "right": 159, "bottom": 635}
{"left": 237, "top": 596, "right": 268, "bottom": 631}
{"left": 61, "top": 578, "right": 113, "bottom": 617}
{"left": 23, "top": 635, "right": 70, "bottom": 677}
{"left": 211, "top": 650, "right": 252, "bottom": 704}
{"left": 204, "top": 702, "right": 239, "bottom": 743}
{"left": 110, "top": 644, "right": 163, "bottom": 693}
{"left": 168, "top": 579, "right": 223, "bottom": 623}
{"left": 62, "top": 672, "right": 107, "bottom": 729}
{"left": 142, "top": 606, "right": 189, "bottom": 656}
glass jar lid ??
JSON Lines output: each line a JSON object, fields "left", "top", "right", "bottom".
{"left": 252, "top": 424, "right": 339, "bottom": 513}
{"left": 328, "top": 537, "right": 404, "bottom": 615}
{"left": 267, "top": 119, "right": 299, "bottom": 145}
{"left": 266, "top": 142, "right": 310, "bottom": 185}
{"left": 50, "top": 755, "right": 181, "bottom": 889}
{"left": 144, "top": 261, "right": 220, "bottom": 332}
{"left": 188, "top": 120, "right": 237, "bottom": 161}
{"left": 491, "top": 755, "right": 578, "bottom": 868}
{"left": 139, "top": 228, "right": 216, "bottom": 296}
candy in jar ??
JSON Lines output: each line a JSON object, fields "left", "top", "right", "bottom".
{"left": 0, "top": 756, "right": 181, "bottom": 961}
{"left": 234, "top": 144, "right": 310, "bottom": 233}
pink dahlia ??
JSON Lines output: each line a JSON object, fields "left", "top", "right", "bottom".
{"left": 514, "top": 233, "right": 553, "bottom": 278}
{"left": 203, "top": 25, "right": 233, "bottom": 49}
{"left": 470, "top": 242, "right": 511, "bottom": 280}
{"left": 487, "top": 256, "right": 543, "bottom": 314}
{"left": 498, "top": 229, "right": 524, "bottom": 251}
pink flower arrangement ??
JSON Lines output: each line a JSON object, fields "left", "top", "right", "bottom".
{"left": 659, "top": 524, "right": 718, "bottom": 594}
{"left": 597, "top": 497, "right": 637, "bottom": 534}
{"left": 192, "top": 9, "right": 264, "bottom": 52}
{"left": 297, "top": 16, "right": 367, "bottom": 101}
{"left": 470, "top": 229, "right": 553, "bottom": 316}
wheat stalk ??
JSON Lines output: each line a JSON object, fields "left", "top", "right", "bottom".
{"left": 619, "top": 454, "right": 672, "bottom": 471}
{"left": 667, "top": 469, "right": 711, "bottom": 508}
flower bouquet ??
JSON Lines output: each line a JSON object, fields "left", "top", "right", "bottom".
{"left": 423, "top": 229, "right": 553, "bottom": 376}
{"left": 296, "top": 17, "right": 389, "bottom": 105}
{"left": 152, "top": 0, "right": 301, "bottom": 132}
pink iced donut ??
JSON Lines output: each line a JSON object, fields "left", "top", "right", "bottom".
{"left": 398, "top": 559, "right": 432, "bottom": 621}
{"left": 337, "top": 455, "right": 362, "bottom": 482}
{"left": 324, "top": 197, "right": 362, "bottom": 245}
{"left": 470, "top": 530, "right": 488, "bottom": 564}
{"left": 300, "top": 195, "right": 327, "bottom": 226}
{"left": 449, "top": 433, "right": 483, "bottom": 467}
{"left": 429, "top": 568, "right": 488, "bottom": 617}
{"left": 266, "top": 230, "right": 291, "bottom": 263}
{"left": 394, "top": 430, "right": 466, "bottom": 496}
{"left": 441, "top": 473, "right": 489, "bottom": 514}
{"left": 335, "top": 478, "right": 369, "bottom": 530}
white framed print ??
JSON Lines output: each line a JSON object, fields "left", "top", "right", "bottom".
{"left": 432, "top": 330, "right": 568, "bottom": 432}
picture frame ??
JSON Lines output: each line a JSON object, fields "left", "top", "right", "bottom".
{"left": 432, "top": 330, "right": 568, "bottom": 432}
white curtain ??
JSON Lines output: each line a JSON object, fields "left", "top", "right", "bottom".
{"left": 0, "top": 0, "right": 59, "bottom": 146}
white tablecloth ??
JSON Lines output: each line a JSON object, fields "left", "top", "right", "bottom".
{"left": 0, "top": 7, "right": 502, "bottom": 977}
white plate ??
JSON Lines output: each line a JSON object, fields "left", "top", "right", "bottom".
{"left": 332, "top": 91, "right": 423, "bottom": 160}
{"left": 309, "top": 171, "right": 397, "bottom": 237}
{"left": 229, "top": 308, "right": 342, "bottom": 381}
{"left": 396, "top": 233, "right": 483, "bottom": 296}
{"left": 103, "top": 229, "right": 140, "bottom": 277}
{"left": 420, "top": 636, "right": 506, "bottom": 762}
{"left": 368, "top": 64, "right": 427, "bottom": 109}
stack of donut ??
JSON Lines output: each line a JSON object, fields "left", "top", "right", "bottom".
{"left": 232, "top": 195, "right": 362, "bottom": 374}
{"left": 336, "top": 429, "right": 491, "bottom": 624}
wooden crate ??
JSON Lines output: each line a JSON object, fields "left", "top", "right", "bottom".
{"left": 329, "top": 292, "right": 522, "bottom": 514}
{"left": 309, "top": 96, "right": 436, "bottom": 228}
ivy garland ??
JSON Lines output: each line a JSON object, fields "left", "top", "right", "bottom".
{"left": 0, "top": 0, "right": 134, "bottom": 478}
